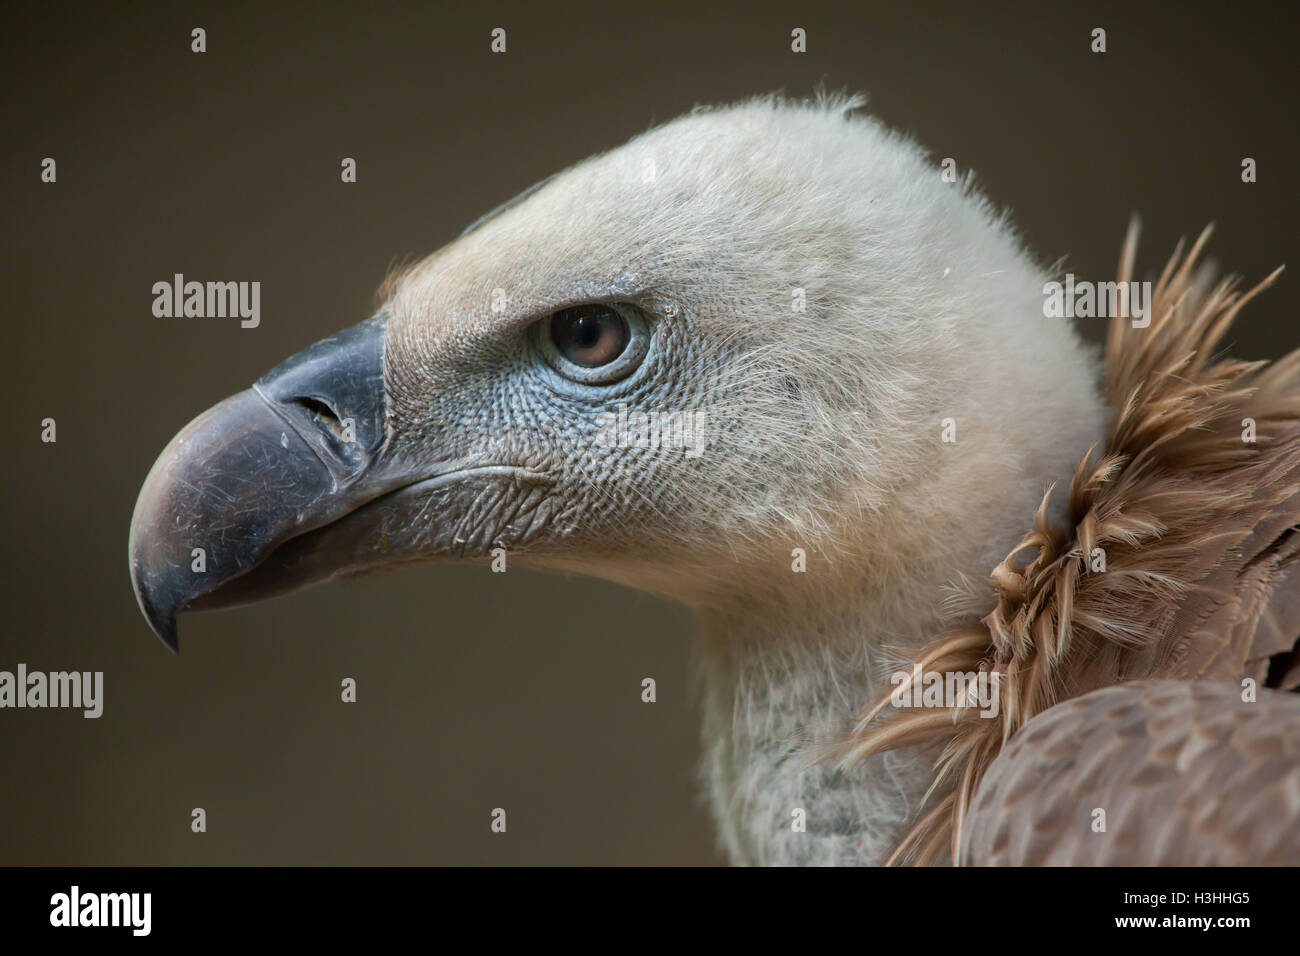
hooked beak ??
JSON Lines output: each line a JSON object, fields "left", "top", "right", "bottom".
{"left": 128, "top": 311, "right": 468, "bottom": 651}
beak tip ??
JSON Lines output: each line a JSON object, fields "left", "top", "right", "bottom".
{"left": 155, "top": 625, "right": 181, "bottom": 655}
{"left": 130, "top": 562, "right": 182, "bottom": 654}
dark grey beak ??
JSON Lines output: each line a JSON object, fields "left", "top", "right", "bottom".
{"left": 129, "top": 313, "right": 399, "bottom": 651}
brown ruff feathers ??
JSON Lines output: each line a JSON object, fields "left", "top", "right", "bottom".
{"left": 830, "top": 222, "right": 1300, "bottom": 865}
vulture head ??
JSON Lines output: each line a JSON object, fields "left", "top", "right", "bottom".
{"left": 131, "top": 95, "right": 1102, "bottom": 648}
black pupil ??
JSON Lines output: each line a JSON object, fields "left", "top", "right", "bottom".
{"left": 573, "top": 317, "right": 603, "bottom": 349}
{"left": 552, "top": 306, "right": 629, "bottom": 367}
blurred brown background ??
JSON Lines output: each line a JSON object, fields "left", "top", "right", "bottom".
{"left": 1, "top": 0, "right": 1295, "bottom": 865}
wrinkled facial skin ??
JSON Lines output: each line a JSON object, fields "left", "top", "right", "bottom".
{"left": 376, "top": 284, "right": 725, "bottom": 565}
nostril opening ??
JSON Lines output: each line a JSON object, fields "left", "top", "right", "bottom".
{"left": 290, "top": 397, "right": 347, "bottom": 440}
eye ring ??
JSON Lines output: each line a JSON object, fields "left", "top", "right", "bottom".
{"left": 535, "top": 303, "right": 651, "bottom": 385}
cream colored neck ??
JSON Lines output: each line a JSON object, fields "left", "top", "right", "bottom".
{"left": 693, "top": 571, "right": 950, "bottom": 865}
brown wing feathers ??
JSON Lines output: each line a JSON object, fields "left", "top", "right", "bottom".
{"left": 959, "top": 680, "right": 1300, "bottom": 866}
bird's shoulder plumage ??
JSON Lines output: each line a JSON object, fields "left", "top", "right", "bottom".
{"left": 836, "top": 222, "right": 1300, "bottom": 865}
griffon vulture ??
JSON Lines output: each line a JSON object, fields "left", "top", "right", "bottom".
{"left": 129, "top": 95, "right": 1300, "bottom": 866}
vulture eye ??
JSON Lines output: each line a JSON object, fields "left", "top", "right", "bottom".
{"left": 536, "top": 303, "right": 650, "bottom": 385}
{"left": 551, "top": 305, "right": 629, "bottom": 367}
